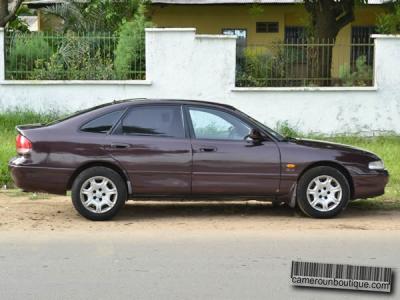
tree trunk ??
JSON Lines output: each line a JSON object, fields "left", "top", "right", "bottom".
{"left": 0, "top": 0, "right": 9, "bottom": 27}
{"left": 305, "top": 0, "right": 355, "bottom": 86}
{"left": 309, "top": 13, "right": 339, "bottom": 86}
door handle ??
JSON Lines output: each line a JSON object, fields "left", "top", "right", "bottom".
{"left": 199, "top": 146, "right": 217, "bottom": 152}
{"left": 109, "top": 143, "right": 130, "bottom": 149}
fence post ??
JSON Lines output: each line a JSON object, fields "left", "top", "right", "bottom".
{"left": 372, "top": 34, "right": 400, "bottom": 89}
{"left": 0, "top": 28, "right": 4, "bottom": 81}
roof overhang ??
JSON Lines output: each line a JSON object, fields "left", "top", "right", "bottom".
{"left": 22, "top": 0, "right": 393, "bottom": 9}
{"left": 151, "top": 0, "right": 391, "bottom": 4}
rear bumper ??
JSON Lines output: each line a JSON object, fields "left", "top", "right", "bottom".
{"left": 352, "top": 170, "right": 389, "bottom": 199}
{"left": 9, "top": 158, "right": 73, "bottom": 195}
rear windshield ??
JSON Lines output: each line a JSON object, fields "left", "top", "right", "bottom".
{"left": 46, "top": 102, "right": 116, "bottom": 126}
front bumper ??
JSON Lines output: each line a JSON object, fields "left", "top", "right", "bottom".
{"left": 9, "top": 157, "right": 73, "bottom": 195}
{"left": 352, "top": 170, "right": 389, "bottom": 199}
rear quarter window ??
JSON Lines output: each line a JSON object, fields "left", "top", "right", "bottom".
{"left": 80, "top": 110, "right": 124, "bottom": 134}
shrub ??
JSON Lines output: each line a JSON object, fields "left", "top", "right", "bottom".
{"left": 114, "top": 4, "right": 151, "bottom": 79}
{"left": 31, "top": 52, "right": 115, "bottom": 80}
{"left": 30, "top": 32, "right": 116, "bottom": 80}
{"left": 338, "top": 56, "right": 373, "bottom": 87}
{"left": 7, "top": 34, "right": 53, "bottom": 79}
{"left": 377, "top": 4, "right": 400, "bottom": 34}
{"left": 236, "top": 45, "right": 289, "bottom": 87}
{"left": 275, "top": 120, "right": 300, "bottom": 138}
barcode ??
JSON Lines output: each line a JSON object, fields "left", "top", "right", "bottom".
{"left": 291, "top": 261, "right": 391, "bottom": 282}
{"left": 291, "top": 261, "right": 392, "bottom": 293}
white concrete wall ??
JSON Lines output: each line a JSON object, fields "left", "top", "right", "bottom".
{"left": 0, "top": 28, "right": 399, "bottom": 134}
{"left": 0, "top": 28, "right": 5, "bottom": 81}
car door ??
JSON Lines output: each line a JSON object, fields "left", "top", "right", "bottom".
{"left": 186, "top": 105, "right": 281, "bottom": 195}
{"left": 105, "top": 104, "right": 192, "bottom": 195}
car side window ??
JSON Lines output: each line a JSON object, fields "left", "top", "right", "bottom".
{"left": 81, "top": 110, "right": 124, "bottom": 134}
{"left": 188, "top": 107, "right": 251, "bottom": 140}
{"left": 117, "top": 105, "right": 184, "bottom": 138}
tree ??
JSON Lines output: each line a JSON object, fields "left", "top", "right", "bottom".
{"left": 304, "top": 0, "right": 364, "bottom": 85}
{"left": 0, "top": 0, "right": 24, "bottom": 27}
{"left": 305, "top": 0, "right": 357, "bottom": 41}
{"left": 43, "top": 0, "right": 144, "bottom": 32}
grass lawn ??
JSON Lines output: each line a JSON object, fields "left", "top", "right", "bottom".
{"left": 0, "top": 110, "right": 60, "bottom": 186}
{"left": 0, "top": 130, "right": 15, "bottom": 186}
{"left": 1, "top": 111, "right": 399, "bottom": 207}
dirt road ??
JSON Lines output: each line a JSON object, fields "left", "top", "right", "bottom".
{"left": 1, "top": 190, "right": 400, "bottom": 233}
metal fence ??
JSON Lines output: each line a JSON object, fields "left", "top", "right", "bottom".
{"left": 5, "top": 31, "right": 145, "bottom": 80}
{"left": 236, "top": 39, "right": 374, "bottom": 87}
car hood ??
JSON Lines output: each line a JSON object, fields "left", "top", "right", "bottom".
{"left": 290, "top": 138, "right": 380, "bottom": 159}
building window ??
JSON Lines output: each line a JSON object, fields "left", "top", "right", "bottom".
{"left": 256, "top": 22, "right": 279, "bottom": 33}
{"left": 285, "top": 26, "right": 306, "bottom": 42}
{"left": 351, "top": 26, "right": 376, "bottom": 67}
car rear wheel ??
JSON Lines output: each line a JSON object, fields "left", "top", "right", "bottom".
{"left": 296, "top": 166, "right": 350, "bottom": 218}
{"left": 71, "top": 167, "right": 127, "bottom": 221}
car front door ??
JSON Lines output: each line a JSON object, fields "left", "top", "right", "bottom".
{"left": 106, "top": 104, "right": 192, "bottom": 195}
{"left": 186, "top": 106, "right": 281, "bottom": 195}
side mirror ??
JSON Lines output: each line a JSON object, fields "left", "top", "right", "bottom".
{"left": 247, "top": 129, "right": 264, "bottom": 141}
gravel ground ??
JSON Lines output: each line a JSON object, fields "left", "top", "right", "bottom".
{"left": 1, "top": 190, "right": 400, "bottom": 233}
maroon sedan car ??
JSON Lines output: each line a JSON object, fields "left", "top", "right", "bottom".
{"left": 9, "top": 99, "right": 388, "bottom": 220}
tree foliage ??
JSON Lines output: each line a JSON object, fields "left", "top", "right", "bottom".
{"left": 114, "top": 4, "right": 151, "bottom": 79}
{"left": 43, "top": 0, "right": 145, "bottom": 32}
{"left": 377, "top": 3, "right": 400, "bottom": 34}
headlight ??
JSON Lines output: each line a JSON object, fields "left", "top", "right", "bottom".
{"left": 368, "top": 160, "right": 385, "bottom": 170}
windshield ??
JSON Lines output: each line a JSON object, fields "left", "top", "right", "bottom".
{"left": 236, "top": 110, "right": 285, "bottom": 141}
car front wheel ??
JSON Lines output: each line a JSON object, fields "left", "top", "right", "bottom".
{"left": 71, "top": 167, "right": 127, "bottom": 221}
{"left": 296, "top": 166, "right": 350, "bottom": 218}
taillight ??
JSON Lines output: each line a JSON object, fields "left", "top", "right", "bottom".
{"left": 16, "top": 134, "right": 32, "bottom": 155}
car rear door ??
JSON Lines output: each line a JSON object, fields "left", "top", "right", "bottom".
{"left": 185, "top": 105, "right": 281, "bottom": 195}
{"left": 105, "top": 104, "right": 192, "bottom": 195}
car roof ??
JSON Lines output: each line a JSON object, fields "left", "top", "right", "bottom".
{"left": 110, "top": 98, "right": 237, "bottom": 110}
{"left": 50, "top": 99, "right": 237, "bottom": 128}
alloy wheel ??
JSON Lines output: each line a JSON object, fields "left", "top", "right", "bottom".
{"left": 306, "top": 175, "right": 343, "bottom": 212}
{"left": 79, "top": 176, "right": 118, "bottom": 214}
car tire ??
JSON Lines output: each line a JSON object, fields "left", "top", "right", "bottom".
{"left": 296, "top": 166, "right": 350, "bottom": 218}
{"left": 71, "top": 167, "right": 127, "bottom": 221}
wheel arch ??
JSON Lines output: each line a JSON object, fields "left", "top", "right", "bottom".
{"left": 67, "top": 161, "right": 132, "bottom": 194}
{"left": 298, "top": 161, "right": 354, "bottom": 198}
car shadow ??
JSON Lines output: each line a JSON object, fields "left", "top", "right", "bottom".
{"left": 115, "top": 201, "right": 296, "bottom": 220}
{"left": 114, "top": 200, "right": 388, "bottom": 221}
